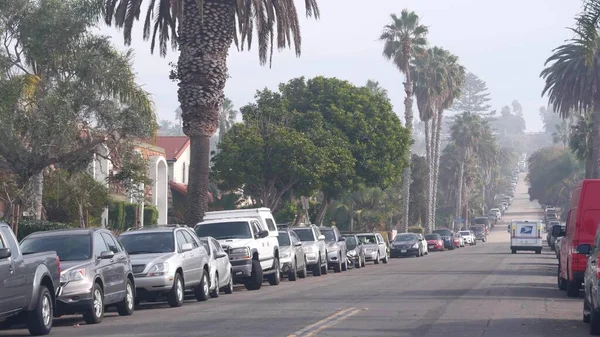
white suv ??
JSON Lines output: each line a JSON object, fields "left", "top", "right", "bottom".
{"left": 195, "top": 216, "right": 280, "bottom": 291}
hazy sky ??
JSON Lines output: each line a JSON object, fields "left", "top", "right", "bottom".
{"left": 101, "top": 0, "right": 583, "bottom": 132}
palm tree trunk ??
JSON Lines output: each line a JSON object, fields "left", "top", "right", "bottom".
{"left": 401, "top": 70, "right": 414, "bottom": 233}
{"left": 424, "top": 119, "right": 432, "bottom": 232}
{"left": 431, "top": 111, "right": 444, "bottom": 231}
{"left": 30, "top": 171, "right": 44, "bottom": 221}
{"left": 179, "top": 0, "right": 235, "bottom": 225}
{"left": 315, "top": 194, "right": 330, "bottom": 226}
{"left": 593, "top": 104, "right": 600, "bottom": 178}
{"left": 456, "top": 160, "right": 464, "bottom": 224}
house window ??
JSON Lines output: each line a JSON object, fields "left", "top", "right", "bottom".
{"left": 182, "top": 163, "right": 186, "bottom": 184}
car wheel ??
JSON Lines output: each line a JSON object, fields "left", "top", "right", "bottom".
{"left": 321, "top": 255, "right": 329, "bottom": 275}
{"left": 361, "top": 255, "right": 366, "bottom": 267}
{"left": 26, "top": 285, "right": 53, "bottom": 335}
{"left": 116, "top": 278, "right": 135, "bottom": 316}
{"left": 535, "top": 249, "right": 542, "bottom": 254}
{"left": 567, "top": 279, "right": 580, "bottom": 298}
{"left": 341, "top": 256, "right": 348, "bottom": 271}
{"left": 585, "top": 297, "right": 592, "bottom": 323}
{"left": 289, "top": 258, "right": 298, "bottom": 281}
{"left": 374, "top": 253, "right": 380, "bottom": 264}
{"left": 298, "top": 259, "right": 307, "bottom": 278}
{"left": 313, "top": 256, "right": 322, "bottom": 276}
{"left": 168, "top": 273, "right": 185, "bottom": 307}
{"left": 222, "top": 271, "right": 234, "bottom": 294}
{"left": 83, "top": 283, "right": 104, "bottom": 324}
{"left": 245, "top": 259, "right": 263, "bottom": 290}
{"left": 591, "top": 306, "right": 600, "bottom": 335}
{"left": 267, "top": 258, "right": 281, "bottom": 285}
{"left": 333, "top": 256, "right": 341, "bottom": 273}
{"left": 382, "top": 253, "right": 389, "bottom": 264}
{"left": 210, "top": 273, "right": 219, "bottom": 298}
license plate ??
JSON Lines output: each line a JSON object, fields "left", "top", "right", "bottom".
{"left": 428, "top": 245, "right": 434, "bottom": 249}
{"left": 401, "top": 249, "right": 407, "bottom": 253}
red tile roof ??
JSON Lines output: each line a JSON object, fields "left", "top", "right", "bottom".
{"left": 169, "top": 181, "right": 213, "bottom": 203}
{"left": 139, "top": 136, "right": 189, "bottom": 161}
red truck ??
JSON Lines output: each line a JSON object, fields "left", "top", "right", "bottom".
{"left": 556, "top": 179, "right": 600, "bottom": 297}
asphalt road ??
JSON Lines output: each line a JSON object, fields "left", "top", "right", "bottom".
{"left": 2, "top": 173, "right": 590, "bottom": 337}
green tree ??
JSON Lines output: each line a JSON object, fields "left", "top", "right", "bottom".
{"left": 569, "top": 111, "right": 594, "bottom": 177}
{"left": 104, "top": 0, "right": 321, "bottom": 226}
{"left": 379, "top": 9, "right": 429, "bottom": 232}
{"left": 451, "top": 72, "right": 493, "bottom": 115}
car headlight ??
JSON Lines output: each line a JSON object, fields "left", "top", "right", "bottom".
{"left": 148, "top": 262, "right": 169, "bottom": 277}
{"left": 229, "top": 247, "right": 251, "bottom": 258}
{"left": 329, "top": 245, "right": 339, "bottom": 252}
{"left": 303, "top": 246, "right": 314, "bottom": 254}
{"left": 348, "top": 250, "right": 357, "bottom": 256}
{"left": 412, "top": 243, "right": 419, "bottom": 249}
{"left": 281, "top": 251, "right": 292, "bottom": 259}
{"left": 60, "top": 269, "right": 85, "bottom": 283}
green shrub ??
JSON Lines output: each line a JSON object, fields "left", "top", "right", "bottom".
{"left": 17, "top": 220, "right": 74, "bottom": 241}
{"left": 144, "top": 205, "right": 159, "bottom": 226}
{"left": 407, "top": 226, "right": 424, "bottom": 234}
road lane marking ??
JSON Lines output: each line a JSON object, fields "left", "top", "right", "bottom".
{"left": 287, "top": 307, "right": 357, "bottom": 337}
{"left": 304, "top": 308, "right": 362, "bottom": 337}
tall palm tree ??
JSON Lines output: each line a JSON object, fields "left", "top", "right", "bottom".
{"left": 365, "top": 80, "right": 389, "bottom": 98}
{"left": 569, "top": 111, "right": 594, "bottom": 177}
{"left": 379, "top": 9, "right": 428, "bottom": 232}
{"left": 218, "top": 97, "right": 237, "bottom": 144}
{"left": 541, "top": 16, "right": 600, "bottom": 178}
{"left": 104, "top": 0, "right": 320, "bottom": 225}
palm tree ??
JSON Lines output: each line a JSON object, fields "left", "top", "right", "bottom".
{"left": 379, "top": 9, "right": 428, "bottom": 232}
{"left": 569, "top": 111, "right": 594, "bottom": 177}
{"left": 540, "top": 13, "right": 600, "bottom": 178}
{"left": 218, "top": 97, "right": 237, "bottom": 145}
{"left": 104, "top": 0, "right": 320, "bottom": 226}
{"left": 365, "top": 80, "right": 389, "bottom": 98}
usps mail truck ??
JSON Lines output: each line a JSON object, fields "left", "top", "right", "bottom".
{"left": 510, "top": 220, "right": 543, "bottom": 254}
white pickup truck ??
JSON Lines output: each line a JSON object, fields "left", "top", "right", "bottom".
{"left": 194, "top": 208, "right": 280, "bottom": 291}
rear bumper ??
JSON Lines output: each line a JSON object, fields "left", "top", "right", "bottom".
{"left": 390, "top": 248, "right": 419, "bottom": 257}
{"left": 510, "top": 246, "right": 541, "bottom": 251}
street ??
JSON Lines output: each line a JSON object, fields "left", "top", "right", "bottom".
{"left": 1, "top": 175, "right": 589, "bottom": 337}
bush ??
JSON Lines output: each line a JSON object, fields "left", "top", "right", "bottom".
{"left": 17, "top": 220, "right": 74, "bottom": 241}
{"left": 407, "top": 226, "right": 424, "bottom": 234}
{"left": 144, "top": 206, "right": 159, "bottom": 226}
{"left": 108, "top": 201, "right": 159, "bottom": 230}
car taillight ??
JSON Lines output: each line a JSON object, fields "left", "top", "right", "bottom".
{"left": 56, "top": 256, "right": 61, "bottom": 276}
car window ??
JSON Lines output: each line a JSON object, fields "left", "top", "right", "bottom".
{"left": 182, "top": 231, "right": 199, "bottom": 248}
{"left": 265, "top": 218, "right": 277, "bottom": 231}
{"left": 0, "top": 227, "right": 17, "bottom": 254}
{"left": 94, "top": 233, "right": 109, "bottom": 256}
{"left": 212, "top": 239, "right": 223, "bottom": 253}
{"left": 251, "top": 221, "right": 260, "bottom": 235}
{"left": 101, "top": 233, "right": 121, "bottom": 253}
{"left": 176, "top": 231, "right": 188, "bottom": 251}
{"left": 0, "top": 234, "right": 4, "bottom": 249}
{"left": 200, "top": 239, "right": 211, "bottom": 256}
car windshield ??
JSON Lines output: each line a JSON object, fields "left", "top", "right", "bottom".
{"left": 425, "top": 234, "right": 440, "bottom": 240}
{"left": 119, "top": 232, "right": 175, "bottom": 254}
{"left": 357, "top": 235, "right": 376, "bottom": 244}
{"left": 195, "top": 221, "right": 252, "bottom": 240}
{"left": 344, "top": 236, "right": 357, "bottom": 249}
{"left": 321, "top": 230, "right": 336, "bottom": 242}
{"left": 433, "top": 230, "right": 452, "bottom": 237}
{"left": 293, "top": 229, "right": 315, "bottom": 242}
{"left": 474, "top": 218, "right": 489, "bottom": 224}
{"left": 21, "top": 234, "right": 91, "bottom": 261}
{"left": 277, "top": 233, "right": 291, "bottom": 246}
{"left": 459, "top": 231, "right": 470, "bottom": 236}
{"left": 470, "top": 227, "right": 484, "bottom": 232}
{"left": 394, "top": 234, "right": 416, "bottom": 242}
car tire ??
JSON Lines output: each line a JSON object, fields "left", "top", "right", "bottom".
{"left": 361, "top": 255, "right": 366, "bottom": 267}
{"left": 222, "top": 272, "right": 234, "bottom": 294}
{"left": 210, "top": 273, "right": 219, "bottom": 298}
{"left": 245, "top": 259, "right": 263, "bottom": 290}
{"left": 355, "top": 257, "right": 362, "bottom": 269}
{"left": 511, "top": 249, "right": 517, "bottom": 254}
{"left": 168, "top": 273, "right": 185, "bottom": 307}
{"left": 83, "top": 283, "right": 104, "bottom": 324}
{"left": 333, "top": 257, "right": 341, "bottom": 273}
{"left": 289, "top": 259, "right": 298, "bottom": 281}
{"left": 535, "top": 249, "right": 542, "bottom": 254}
{"left": 267, "top": 258, "right": 281, "bottom": 285}
{"left": 321, "top": 255, "right": 329, "bottom": 275}
{"left": 313, "top": 256, "right": 322, "bottom": 276}
{"left": 341, "top": 256, "right": 348, "bottom": 271}
{"left": 116, "top": 278, "right": 135, "bottom": 316}
{"left": 383, "top": 253, "right": 389, "bottom": 263}
{"left": 585, "top": 297, "right": 592, "bottom": 323}
{"left": 374, "top": 253, "right": 380, "bottom": 264}
{"left": 26, "top": 285, "right": 53, "bottom": 336}
{"left": 567, "top": 279, "right": 580, "bottom": 298}
{"left": 298, "top": 259, "right": 307, "bottom": 278}
{"left": 558, "top": 263, "right": 567, "bottom": 290}
{"left": 591, "top": 306, "right": 600, "bottom": 335}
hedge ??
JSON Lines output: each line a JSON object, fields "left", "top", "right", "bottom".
{"left": 407, "top": 226, "right": 424, "bottom": 234}
{"left": 108, "top": 201, "right": 159, "bottom": 230}
{"left": 17, "top": 220, "right": 75, "bottom": 241}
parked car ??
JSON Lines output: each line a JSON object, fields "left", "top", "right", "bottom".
{"left": 0, "top": 223, "right": 61, "bottom": 336}
{"left": 453, "top": 233, "right": 464, "bottom": 248}
{"left": 432, "top": 229, "right": 455, "bottom": 250}
{"left": 291, "top": 225, "right": 328, "bottom": 276}
{"left": 198, "top": 236, "right": 234, "bottom": 296}
{"left": 556, "top": 179, "right": 600, "bottom": 297}
{"left": 195, "top": 217, "right": 280, "bottom": 290}
{"left": 319, "top": 226, "right": 348, "bottom": 272}
{"left": 470, "top": 225, "right": 487, "bottom": 242}
{"left": 389, "top": 233, "right": 423, "bottom": 258}
{"left": 425, "top": 233, "right": 444, "bottom": 251}
{"left": 458, "top": 230, "right": 476, "bottom": 246}
{"left": 20, "top": 228, "right": 135, "bottom": 325}
{"left": 416, "top": 233, "right": 428, "bottom": 255}
{"left": 555, "top": 236, "right": 563, "bottom": 259}
{"left": 356, "top": 233, "right": 389, "bottom": 264}
{"left": 276, "top": 229, "right": 307, "bottom": 281}
{"left": 547, "top": 222, "right": 562, "bottom": 250}
{"left": 577, "top": 232, "right": 600, "bottom": 333}
{"left": 473, "top": 217, "right": 492, "bottom": 232}
{"left": 343, "top": 234, "right": 365, "bottom": 268}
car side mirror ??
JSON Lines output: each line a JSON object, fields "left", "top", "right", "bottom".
{"left": 0, "top": 248, "right": 11, "bottom": 259}
{"left": 294, "top": 241, "right": 303, "bottom": 247}
{"left": 216, "top": 251, "right": 228, "bottom": 259}
{"left": 181, "top": 243, "right": 193, "bottom": 252}
{"left": 577, "top": 244, "right": 592, "bottom": 255}
{"left": 552, "top": 226, "right": 565, "bottom": 237}
{"left": 338, "top": 237, "right": 345, "bottom": 242}
{"left": 99, "top": 250, "right": 115, "bottom": 259}
{"left": 255, "top": 230, "right": 269, "bottom": 239}
{"left": 318, "top": 235, "right": 325, "bottom": 241}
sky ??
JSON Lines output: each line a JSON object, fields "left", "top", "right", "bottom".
{"left": 100, "top": 0, "right": 584, "bottom": 132}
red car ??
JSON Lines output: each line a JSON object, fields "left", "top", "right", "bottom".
{"left": 453, "top": 234, "right": 462, "bottom": 248}
{"left": 425, "top": 234, "right": 444, "bottom": 251}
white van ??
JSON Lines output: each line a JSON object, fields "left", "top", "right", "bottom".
{"left": 510, "top": 220, "right": 543, "bottom": 254}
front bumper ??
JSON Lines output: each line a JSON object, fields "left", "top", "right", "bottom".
{"left": 427, "top": 244, "right": 443, "bottom": 251}
{"left": 134, "top": 273, "right": 175, "bottom": 292}
{"left": 231, "top": 259, "right": 253, "bottom": 281}
{"left": 55, "top": 281, "right": 93, "bottom": 315}
{"left": 327, "top": 250, "right": 341, "bottom": 265}
{"left": 390, "top": 248, "right": 419, "bottom": 257}
{"left": 304, "top": 252, "right": 319, "bottom": 266}
{"left": 280, "top": 255, "right": 293, "bottom": 275}
{"left": 364, "top": 250, "right": 378, "bottom": 261}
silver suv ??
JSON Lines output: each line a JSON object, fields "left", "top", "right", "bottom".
{"left": 319, "top": 226, "right": 348, "bottom": 273}
{"left": 292, "top": 225, "right": 328, "bottom": 276}
{"left": 118, "top": 226, "right": 210, "bottom": 307}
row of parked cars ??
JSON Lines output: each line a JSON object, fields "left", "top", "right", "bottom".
{"left": 0, "top": 208, "right": 399, "bottom": 336}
